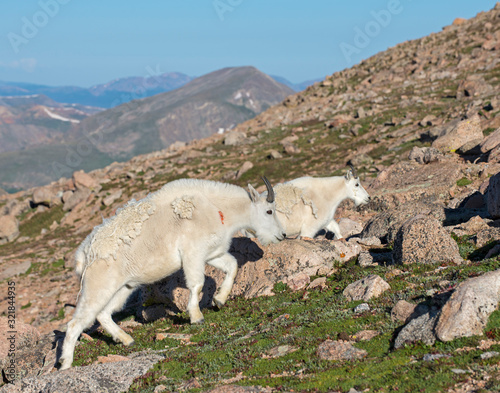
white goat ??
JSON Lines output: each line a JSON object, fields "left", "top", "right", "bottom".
{"left": 260, "top": 166, "right": 370, "bottom": 239}
{"left": 59, "top": 178, "right": 285, "bottom": 370}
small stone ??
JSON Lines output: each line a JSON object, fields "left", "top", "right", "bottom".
{"left": 354, "top": 303, "right": 370, "bottom": 313}
{"left": 307, "top": 277, "right": 327, "bottom": 290}
{"left": 343, "top": 275, "right": 390, "bottom": 301}
{"left": 480, "top": 351, "right": 499, "bottom": 360}
{"left": 423, "top": 353, "right": 450, "bottom": 362}
{"left": 316, "top": 340, "right": 367, "bottom": 361}
{"left": 451, "top": 368, "right": 470, "bottom": 374}
{"left": 96, "top": 354, "right": 130, "bottom": 364}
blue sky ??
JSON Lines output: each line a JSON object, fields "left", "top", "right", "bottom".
{"left": 0, "top": 0, "right": 496, "bottom": 87}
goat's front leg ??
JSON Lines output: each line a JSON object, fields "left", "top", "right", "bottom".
{"left": 207, "top": 253, "right": 237, "bottom": 308}
{"left": 326, "top": 219, "right": 343, "bottom": 240}
{"left": 183, "top": 259, "right": 206, "bottom": 324}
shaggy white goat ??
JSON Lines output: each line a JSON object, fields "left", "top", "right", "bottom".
{"left": 262, "top": 166, "right": 370, "bottom": 239}
{"left": 59, "top": 178, "right": 285, "bottom": 370}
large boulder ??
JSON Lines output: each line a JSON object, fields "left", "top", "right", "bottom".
{"left": 0, "top": 215, "right": 19, "bottom": 245}
{"left": 368, "top": 161, "right": 462, "bottom": 208}
{"left": 487, "top": 172, "right": 500, "bottom": 218}
{"left": 431, "top": 114, "right": 484, "bottom": 152}
{"left": 361, "top": 201, "right": 446, "bottom": 243}
{"left": 435, "top": 269, "right": 500, "bottom": 342}
{"left": 141, "top": 238, "right": 358, "bottom": 318}
{"left": 480, "top": 127, "right": 500, "bottom": 154}
{"left": 392, "top": 216, "right": 463, "bottom": 265}
{"left": 32, "top": 187, "right": 58, "bottom": 207}
{"left": 72, "top": 170, "right": 100, "bottom": 191}
{"left": 394, "top": 311, "right": 438, "bottom": 349}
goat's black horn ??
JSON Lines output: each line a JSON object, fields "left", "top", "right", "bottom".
{"left": 261, "top": 176, "right": 275, "bottom": 203}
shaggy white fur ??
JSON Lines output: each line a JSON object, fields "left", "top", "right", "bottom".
{"left": 274, "top": 183, "right": 318, "bottom": 219}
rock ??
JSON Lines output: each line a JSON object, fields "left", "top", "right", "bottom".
{"left": 264, "top": 345, "right": 298, "bottom": 358}
{"left": 480, "top": 351, "right": 499, "bottom": 360}
{"left": 224, "top": 131, "right": 247, "bottom": 146}
{"left": 392, "top": 216, "right": 463, "bottom": 265}
{"left": 267, "top": 150, "right": 283, "bottom": 159}
{"left": 419, "top": 115, "right": 437, "bottom": 127}
{"left": 0, "top": 215, "right": 19, "bottom": 245}
{"left": 102, "top": 190, "right": 123, "bottom": 207}
{"left": 316, "top": 340, "right": 367, "bottom": 361}
{"left": 357, "top": 250, "right": 375, "bottom": 267}
{"left": 487, "top": 172, "right": 500, "bottom": 218}
{"left": 394, "top": 310, "right": 438, "bottom": 349}
{"left": 431, "top": 114, "right": 483, "bottom": 152}
{"left": 368, "top": 161, "right": 462, "bottom": 208}
{"left": 408, "top": 146, "right": 442, "bottom": 164}
{"left": 307, "top": 277, "right": 327, "bottom": 290}
{"left": 142, "top": 238, "right": 346, "bottom": 316}
{"left": 480, "top": 128, "right": 500, "bottom": 153}
{"left": 354, "top": 303, "right": 370, "bottom": 313}
{"left": 2, "top": 352, "right": 164, "bottom": 393}
{"left": 361, "top": 201, "right": 446, "bottom": 243}
{"left": 0, "top": 261, "right": 32, "bottom": 281}
{"left": 391, "top": 300, "right": 428, "bottom": 324}
{"left": 32, "top": 187, "right": 57, "bottom": 207}
{"left": 353, "top": 330, "right": 379, "bottom": 342}
{"left": 235, "top": 161, "right": 254, "bottom": 180}
{"left": 63, "top": 188, "right": 91, "bottom": 212}
{"left": 423, "top": 353, "right": 450, "bottom": 362}
{"left": 452, "top": 17, "right": 466, "bottom": 25}
{"left": 435, "top": 269, "right": 500, "bottom": 342}
{"left": 72, "top": 170, "right": 100, "bottom": 191}
{"left": 343, "top": 274, "right": 390, "bottom": 302}
{"left": 338, "top": 218, "right": 363, "bottom": 238}
{"left": 61, "top": 190, "right": 73, "bottom": 203}
{"left": 287, "top": 272, "right": 310, "bottom": 291}
{"left": 456, "top": 78, "right": 493, "bottom": 100}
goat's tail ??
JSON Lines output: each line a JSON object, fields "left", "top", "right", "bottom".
{"left": 74, "top": 247, "right": 86, "bottom": 279}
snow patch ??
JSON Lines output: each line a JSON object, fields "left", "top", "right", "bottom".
{"left": 43, "top": 107, "right": 80, "bottom": 123}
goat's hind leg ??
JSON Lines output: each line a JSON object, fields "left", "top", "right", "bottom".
{"left": 182, "top": 257, "right": 206, "bottom": 324}
{"left": 97, "top": 284, "right": 137, "bottom": 346}
{"left": 59, "top": 282, "right": 121, "bottom": 370}
{"left": 207, "top": 253, "right": 237, "bottom": 308}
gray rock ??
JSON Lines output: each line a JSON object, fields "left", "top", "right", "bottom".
{"left": 435, "top": 269, "right": 500, "bottom": 342}
{"left": 480, "top": 127, "right": 500, "bottom": 153}
{"left": 338, "top": 218, "right": 364, "bottom": 238}
{"left": 354, "top": 303, "right": 370, "bottom": 313}
{"left": 487, "top": 172, "right": 500, "bottom": 218}
{"left": 480, "top": 351, "right": 499, "bottom": 360}
{"left": 0, "top": 261, "right": 31, "bottom": 281}
{"left": 394, "top": 310, "right": 438, "bottom": 349}
{"left": 343, "top": 274, "right": 390, "bottom": 302}
{"left": 423, "top": 353, "right": 450, "bottom": 362}
{"left": 1, "top": 353, "right": 164, "bottom": 393}
{"left": 392, "top": 215, "right": 463, "bottom": 265}
{"left": 357, "top": 250, "right": 374, "bottom": 267}
{"left": 102, "top": 190, "right": 123, "bottom": 207}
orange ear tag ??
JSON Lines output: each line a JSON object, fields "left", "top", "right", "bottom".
{"left": 218, "top": 211, "right": 225, "bottom": 224}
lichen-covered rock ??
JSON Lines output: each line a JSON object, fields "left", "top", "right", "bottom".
{"left": 394, "top": 311, "right": 438, "bottom": 349}
{"left": 224, "top": 131, "right": 247, "bottom": 146}
{"left": 392, "top": 216, "right": 463, "bottom": 265}
{"left": 435, "top": 269, "right": 500, "bottom": 342}
{"left": 343, "top": 274, "right": 390, "bottom": 302}
{"left": 408, "top": 146, "right": 442, "bottom": 164}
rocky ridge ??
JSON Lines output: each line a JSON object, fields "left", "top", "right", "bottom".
{"left": 0, "top": 4, "right": 499, "bottom": 392}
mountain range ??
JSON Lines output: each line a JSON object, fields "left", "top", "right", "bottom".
{"left": 0, "top": 66, "right": 294, "bottom": 191}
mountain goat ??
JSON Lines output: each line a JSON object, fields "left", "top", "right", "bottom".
{"left": 254, "top": 166, "right": 370, "bottom": 240}
{"left": 59, "top": 177, "right": 285, "bottom": 370}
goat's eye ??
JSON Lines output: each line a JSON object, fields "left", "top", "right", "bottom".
{"left": 267, "top": 210, "right": 273, "bottom": 215}
{"left": 355, "top": 183, "right": 360, "bottom": 187}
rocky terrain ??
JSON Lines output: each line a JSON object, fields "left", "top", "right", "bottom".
{"left": 0, "top": 4, "right": 499, "bottom": 392}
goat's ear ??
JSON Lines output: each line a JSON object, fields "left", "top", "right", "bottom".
{"left": 248, "top": 184, "right": 260, "bottom": 202}
{"left": 345, "top": 170, "right": 352, "bottom": 181}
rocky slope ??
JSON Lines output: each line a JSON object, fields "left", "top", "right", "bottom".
{"left": 0, "top": 4, "right": 499, "bottom": 392}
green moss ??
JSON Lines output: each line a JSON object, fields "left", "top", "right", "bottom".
{"left": 18, "top": 205, "right": 66, "bottom": 238}
{"left": 456, "top": 177, "right": 472, "bottom": 187}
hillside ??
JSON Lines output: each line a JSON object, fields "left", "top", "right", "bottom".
{"left": 0, "top": 67, "right": 294, "bottom": 192}
{"left": 0, "top": 5, "right": 499, "bottom": 392}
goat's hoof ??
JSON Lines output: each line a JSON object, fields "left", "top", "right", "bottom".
{"left": 191, "top": 318, "right": 204, "bottom": 325}
{"left": 125, "top": 339, "right": 136, "bottom": 347}
{"left": 212, "top": 298, "right": 224, "bottom": 309}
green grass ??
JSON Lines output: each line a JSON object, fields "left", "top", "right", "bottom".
{"left": 18, "top": 205, "right": 66, "bottom": 238}
{"left": 60, "top": 248, "right": 500, "bottom": 392}
{"left": 456, "top": 177, "right": 472, "bottom": 187}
